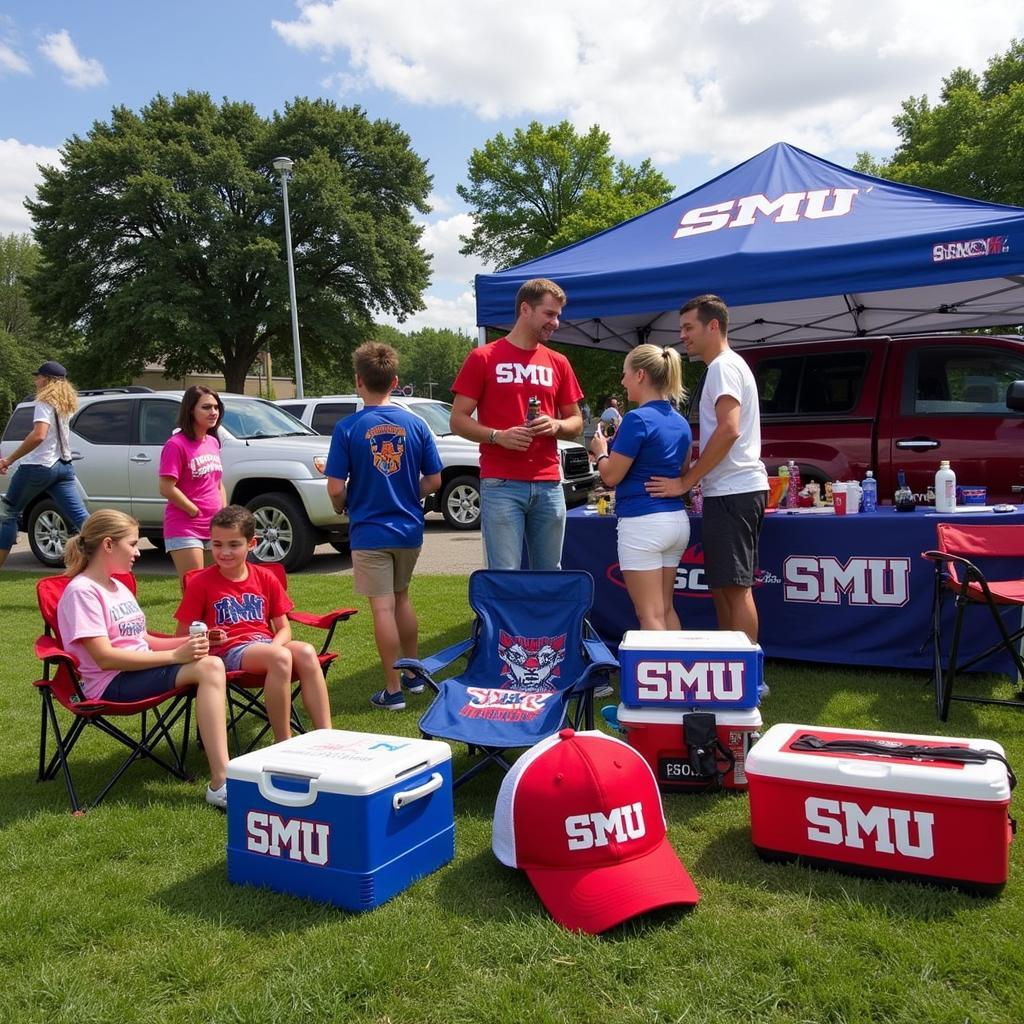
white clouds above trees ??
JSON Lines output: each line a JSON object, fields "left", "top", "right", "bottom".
{"left": 39, "top": 30, "right": 106, "bottom": 89}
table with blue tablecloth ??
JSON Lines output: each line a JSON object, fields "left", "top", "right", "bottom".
{"left": 562, "top": 505, "right": 1024, "bottom": 673}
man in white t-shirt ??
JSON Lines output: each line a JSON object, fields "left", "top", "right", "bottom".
{"left": 646, "top": 295, "right": 768, "bottom": 642}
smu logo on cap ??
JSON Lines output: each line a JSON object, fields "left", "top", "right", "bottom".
{"left": 565, "top": 802, "right": 647, "bottom": 850}
{"left": 635, "top": 659, "right": 747, "bottom": 702}
{"left": 805, "top": 798, "right": 935, "bottom": 860}
{"left": 246, "top": 811, "right": 330, "bottom": 866}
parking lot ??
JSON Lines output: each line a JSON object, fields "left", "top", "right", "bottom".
{"left": 2, "top": 514, "right": 485, "bottom": 576}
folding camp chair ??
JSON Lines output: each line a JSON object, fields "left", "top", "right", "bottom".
{"left": 398, "top": 570, "right": 618, "bottom": 789}
{"left": 185, "top": 562, "right": 357, "bottom": 754}
{"left": 922, "top": 523, "right": 1024, "bottom": 721}
{"left": 34, "top": 573, "right": 195, "bottom": 813}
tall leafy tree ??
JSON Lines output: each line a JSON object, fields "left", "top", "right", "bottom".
{"left": 27, "top": 92, "right": 432, "bottom": 393}
{"left": 458, "top": 120, "right": 673, "bottom": 268}
{"left": 0, "top": 234, "right": 47, "bottom": 420}
{"left": 855, "top": 40, "right": 1024, "bottom": 206}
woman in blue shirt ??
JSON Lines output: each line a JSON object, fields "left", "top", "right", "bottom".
{"left": 590, "top": 345, "right": 691, "bottom": 630}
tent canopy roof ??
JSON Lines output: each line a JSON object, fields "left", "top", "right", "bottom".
{"left": 474, "top": 143, "right": 1024, "bottom": 349}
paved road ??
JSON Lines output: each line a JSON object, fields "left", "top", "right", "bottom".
{"left": 1, "top": 514, "right": 486, "bottom": 576}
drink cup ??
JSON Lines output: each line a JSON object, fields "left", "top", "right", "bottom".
{"left": 188, "top": 621, "right": 208, "bottom": 637}
{"left": 846, "top": 482, "right": 861, "bottom": 514}
{"left": 833, "top": 483, "right": 848, "bottom": 515}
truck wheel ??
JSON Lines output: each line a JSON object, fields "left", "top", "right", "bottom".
{"left": 246, "top": 493, "right": 316, "bottom": 572}
{"left": 27, "top": 500, "right": 71, "bottom": 568}
{"left": 440, "top": 475, "right": 481, "bottom": 530}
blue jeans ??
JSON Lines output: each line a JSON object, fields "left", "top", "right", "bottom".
{"left": 0, "top": 461, "right": 89, "bottom": 552}
{"left": 480, "top": 478, "right": 566, "bottom": 570}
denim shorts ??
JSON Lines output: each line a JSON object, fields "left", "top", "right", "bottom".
{"left": 165, "top": 536, "right": 210, "bottom": 552}
{"left": 102, "top": 664, "right": 185, "bottom": 702}
{"left": 222, "top": 638, "right": 272, "bottom": 672}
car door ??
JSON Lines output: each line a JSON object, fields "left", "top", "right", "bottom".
{"left": 885, "top": 341, "right": 1024, "bottom": 503}
{"left": 129, "top": 396, "right": 182, "bottom": 526}
{"left": 69, "top": 399, "right": 136, "bottom": 515}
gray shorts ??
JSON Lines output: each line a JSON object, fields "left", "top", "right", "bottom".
{"left": 701, "top": 490, "right": 767, "bottom": 589}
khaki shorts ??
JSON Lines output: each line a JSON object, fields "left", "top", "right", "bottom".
{"left": 352, "top": 547, "right": 422, "bottom": 597}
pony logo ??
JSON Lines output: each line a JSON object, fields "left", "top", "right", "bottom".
{"left": 365, "top": 423, "right": 406, "bottom": 476}
{"left": 461, "top": 686, "right": 556, "bottom": 721}
{"left": 498, "top": 630, "right": 566, "bottom": 691}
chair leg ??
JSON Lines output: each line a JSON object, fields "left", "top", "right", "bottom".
{"left": 40, "top": 693, "right": 82, "bottom": 814}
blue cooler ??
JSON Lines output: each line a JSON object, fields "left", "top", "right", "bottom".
{"left": 226, "top": 729, "right": 454, "bottom": 911}
{"left": 618, "top": 629, "right": 764, "bottom": 709}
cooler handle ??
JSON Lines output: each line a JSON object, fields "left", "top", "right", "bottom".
{"left": 393, "top": 772, "right": 443, "bottom": 810}
{"left": 836, "top": 759, "right": 891, "bottom": 780}
{"left": 257, "top": 766, "right": 321, "bottom": 807}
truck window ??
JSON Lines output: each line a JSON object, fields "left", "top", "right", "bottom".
{"left": 138, "top": 399, "right": 180, "bottom": 445}
{"left": 311, "top": 402, "right": 359, "bottom": 435}
{"left": 798, "top": 352, "right": 867, "bottom": 414}
{"left": 73, "top": 401, "right": 132, "bottom": 444}
{"left": 910, "top": 348, "right": 1024, "bottom": 415}
{"left": 753, "top": 359, "right": 800, "bottom": 415}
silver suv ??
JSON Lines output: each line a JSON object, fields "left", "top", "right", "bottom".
{"left": 275, "top": 395, "right": 598, "bottom": 529}
{"left": 0, "top": 389, "right": 345, "bottom": 571}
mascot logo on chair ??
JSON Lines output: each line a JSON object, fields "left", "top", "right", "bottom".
{"left": 459, "top": 631, "right": 567, "bottom": 722}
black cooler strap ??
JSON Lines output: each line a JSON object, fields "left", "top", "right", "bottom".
{"left": 684, "top": 712, "right": 735, "bottom": 789}
{"left": 790, "top": 734, "right": 1016, "bottom": 790}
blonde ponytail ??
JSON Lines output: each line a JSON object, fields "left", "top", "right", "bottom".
{"left": 628, "top": 344, "right": 686, "bottom": 403}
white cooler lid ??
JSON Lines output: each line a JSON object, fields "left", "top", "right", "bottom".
{"left": 616, "top": 703, "right": 762, "bottom": 727}
{"left": 227, "top": 729, "right": 452, "bottom": 796}
{"left": 746, "top": 723, "right": 1011, "bottom": 801}
{"left": 620, "top": 629, "right": 761, "bottom": 653}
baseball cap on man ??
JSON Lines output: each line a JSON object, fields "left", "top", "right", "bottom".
{"left": 492, "top": 728, "right": 699, "bottom": 934}
{"left": 35, "top": 360, "right": 67, "bottom": 378}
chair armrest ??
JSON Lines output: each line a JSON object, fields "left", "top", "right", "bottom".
{"left": 35, "top": 634, "right": 80, "bottom": 668}
{"left": 582, "top": 636, "right": 618, "bottom": 673}
{"left": 287, "top": 607, "right": 358, "bottom": 656}
{"left": 396, "top": 637, "right": 475, "bottom": 694}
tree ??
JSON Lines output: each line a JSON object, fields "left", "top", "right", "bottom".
{"left": 27, "top": 92, "right": 433, "bottom": 393}
{"left": 0, "top": 234, "right": 47, "bottom": 420}
{"left": 457, "top": 121, "right": 673, "bottom": 269}
{"left": 858, "top": 40, "right": 1024, "bottom": 206}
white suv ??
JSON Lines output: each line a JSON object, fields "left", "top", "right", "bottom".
{"left": 1, "top": 389, "right": 345, "bottom": 571}
{"left": 275, "top": 395, "right": 598, "bottom": 530}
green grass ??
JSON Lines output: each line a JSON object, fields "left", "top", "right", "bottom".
{"left": 2, "top": 571, "right": 1024, "bottom": 1023}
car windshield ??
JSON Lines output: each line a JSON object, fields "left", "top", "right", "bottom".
{"left": 405, "top": 400, "right": 454, "bottom": 436}
{"left": 222, "top": 398, "right": 317, "bottom": 440}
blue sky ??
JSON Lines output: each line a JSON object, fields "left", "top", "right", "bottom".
{"left": 3, "top": 0, "right": 1024, "bottom": 334}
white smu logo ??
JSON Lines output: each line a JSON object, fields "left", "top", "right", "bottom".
{"left": 495, "top": 362, "right": 554, "bottom": 387}
{"left": 674, "top": 188, "right": 859, "bottom": 239}
{"left": 565, "top": 802, "right": 647, "bottom": 850}
{"left": 636, "top": 659, "right": 747, "bottom": 702}
{"left": 805, "top": 798, "right": 935, "bottom": 860}
{"left": 246, "top": 811, "right": 330, "bottom": 865}
{"left": 784, "top": 556, "right": 911, "bottom": 606}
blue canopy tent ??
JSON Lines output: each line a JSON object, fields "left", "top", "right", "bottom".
{"left": 474, "top": 143, "right": 1024, "bottom": 349}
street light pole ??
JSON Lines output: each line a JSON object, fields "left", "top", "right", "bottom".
{"left": 272, "top": 156, "right": 304, "bottom": 398}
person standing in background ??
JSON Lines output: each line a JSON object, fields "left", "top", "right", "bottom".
{"left": 450, "top": 278, "right": 583, "bottom": 570}
{"left": 590, "top": 345, "right": 691, "bottom": 631}
{"left": 646, "top": 295, "right": 768, "bottom": 643}
{"left": 159, "top": 386, "right": 226, "bottom": 588}
{"left": 0, "top": 360, "right": 87, "bottom": 570}
{"left": 600, "top": 397, "right": 623, "bottom": 433}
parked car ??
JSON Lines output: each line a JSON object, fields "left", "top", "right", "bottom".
{"left": 275, "top": 395, "right": 598, "bottom": 529}
{"left": 0, "top": 390, "right": 345, "bottom": 571}
{"left": 687, "top": 334, "right": 1024, "bottom": 503}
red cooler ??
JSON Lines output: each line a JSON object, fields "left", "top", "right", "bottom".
{"left": 616, "top": 704, "right": 762, "bottom": 791}
{"left": 746, "top": 724, "right": 1015, "bottom": 893}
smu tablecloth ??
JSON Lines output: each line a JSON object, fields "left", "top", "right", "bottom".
{"left": 562, "top": 506, "right": 1024, "bottom": 674}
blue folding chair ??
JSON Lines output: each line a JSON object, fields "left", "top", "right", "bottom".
{"left": 398, "top": 570, "right": 618, "bottom": 789}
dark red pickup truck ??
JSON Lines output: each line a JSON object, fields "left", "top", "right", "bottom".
{"left": 690, "top": 334, "right": 1024, "bottom": 504}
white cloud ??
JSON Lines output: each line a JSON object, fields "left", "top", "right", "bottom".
{"left": 274, "top": 0, "right": 1024, "bottom": 166}
{"left": 419, "top": 212, "right": 489, "bottom": 286}
{"left": 0, "top": 138, "right": 62, "bottom": 234}
{"left": 427, "top": 192, "right": 454, "bottom": 215}
{"left": 0, "top": 40, "right": 29, "bottom": 75}
{"left": 39, "top": 29, "right": 106, "bottom": 89}
{"left": 378, "top": 289, "right": 479, "bottom": 335}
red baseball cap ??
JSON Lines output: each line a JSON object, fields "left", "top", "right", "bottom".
{"left": 492, "top": 728, "right": 699, "bottom": 933}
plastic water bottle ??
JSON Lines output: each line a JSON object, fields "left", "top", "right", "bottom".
{"left": 786, "top": 460, "right": 801, "bottom": 508}
{"left": 861, "top": 470, "right": 878, "bottom": 513}
{"left": 690, "top": 481, "right": 703, "bottom": 515}
{"left": 935, "top": 460, "right": 957, "bottom": 513}
{"left": 778, "top": 463, "right": 790, "bottom": 507}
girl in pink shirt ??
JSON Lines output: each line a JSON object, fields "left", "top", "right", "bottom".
{"left": 159, "top": 386, "right": 227, "bottom": 587}
{"left": 56, "top": 509, "right": 231, "bottom": 809}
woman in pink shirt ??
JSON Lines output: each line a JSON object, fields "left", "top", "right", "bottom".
{"left": 159, "top": 386, "right": 226, "bottom": 587}
{"left": 56, "top": 509, "right": 231, "bottom": 808}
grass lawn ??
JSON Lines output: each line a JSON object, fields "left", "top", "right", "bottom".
{"left": 2, "top": 570, "right": 1024, "bottom": 1024}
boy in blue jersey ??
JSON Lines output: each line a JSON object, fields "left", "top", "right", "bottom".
{"left": 326, "top": 343, "right": 443, "bottom": 710}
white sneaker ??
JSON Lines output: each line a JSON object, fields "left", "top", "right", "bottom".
{"left": 205, "top": 783, "right": 227, "bottom": 810}
{"left": 593, "top": 684, "right": 614, "bottom": 699}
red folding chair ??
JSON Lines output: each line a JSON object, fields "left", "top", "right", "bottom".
{"left": 34, "top": 573, "right": 196, "bottom": 813}
{"left": 184, "top": 562, "right": 357, "bottom": 754}
{"left": 922, "top": 524, "right": 1024, "bottom": 720}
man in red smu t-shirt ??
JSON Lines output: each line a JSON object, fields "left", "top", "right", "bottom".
{"left": 451, "top": 278, "right": 583, "bottom": 570}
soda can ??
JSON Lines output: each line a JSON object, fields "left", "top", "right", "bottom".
{"left": 189, "top": 620, "right": 209, "bottom": 638}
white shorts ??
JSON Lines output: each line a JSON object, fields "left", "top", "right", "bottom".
{"left": 617, "top": 511, "right": 691, "bottom": 572}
